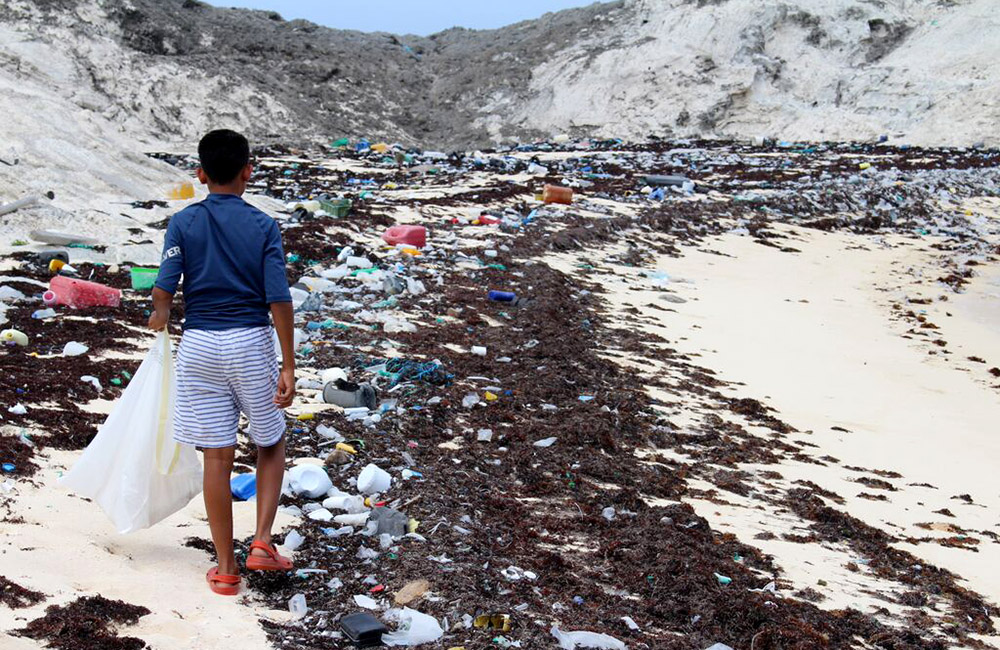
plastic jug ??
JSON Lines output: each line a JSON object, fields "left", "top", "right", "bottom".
{"left": 543, "top": 185, "right": 574, "bottom": 205}
{"left": 382, "top": 225, "right": 426, "bottom": 248}
{"left": 44, "top": 275, "right": 121, "bottom": 309}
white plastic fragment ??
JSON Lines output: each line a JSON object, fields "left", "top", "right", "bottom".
{"left": 62, "top": 341, "right": 88, "bottom": 356}
{"left": 288, "top": 593, "right": 307, "bottom": 619}
{"left": 533, "top": 437, "right": 557, "bottom": 447}
{"left": 354, "top": 594, "right": 380, "bottom": 610}
{"left": 8, "top": 404, "right": 27, "bottom": 415}
{"left": 622, "top": 616, "right": 640, "bottom": 631}
{"left": 382, "top": 607, "right": 444, "bottom": 646}
{"left": 307, "top": 508, "right": 334, "bottom": 522}
{"left": 80, "top": 375, "right": 102, "bottom": 391}
{"left": 602, "top": 507, "right": 616, "bottom": 521}
{"left": 551, "top": 626, "right": 627, "bottom": 650}
{"left": 704, "top": 645, "right": 735, "bottom": 650}
{"left": 282, "top": 529, "right": 305, "bottom": 552}
{"left": 471, "top": 345, "right": 487, "bottom": 356}
{"left": 477, "top": 429, "right": 494, "bottom": 442}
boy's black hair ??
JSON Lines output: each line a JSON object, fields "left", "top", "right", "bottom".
{"left": 198, "top": 129, "right": 250, "bottom": 184}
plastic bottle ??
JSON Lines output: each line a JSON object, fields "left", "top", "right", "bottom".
{"left": 44, "top": 275, "right": 121, "bottom": 309}
{"left": 543, "top": 185, "right": 574, "bottom": 205}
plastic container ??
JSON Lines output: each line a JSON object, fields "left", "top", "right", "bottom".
{"left": 231, "top": 473, "right": 257, "bottom": 501}
{"left": 488, "top": 290, "right": 517, "bottom": 302}
{"left": 357, "top": 464, "right": 392, "bottom": 495}
{"left": 382, "top": 225, "right": 427, "bottom": 248}
{"left": 287, "top": 464, "right": 333, "bottom": 498}
{"left": 44, "top": 275, "right": 121, "bottom": 309}
{"left": 543, "top": 185, "right": 574, "bottom": 205}
{"left": 130, "top": 267, "right": 159, "bottom": 291}
{"left": 318, "top": 198, "right": 352, "bottom": 217}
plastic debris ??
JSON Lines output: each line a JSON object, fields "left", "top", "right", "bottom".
{"left": 282, "top": 529, "right": 305, "bottom": 552}
{"left": 550, "top": 626, "right": 626, "bottom": 650}
{"left": 533, "top": 437, "right": 557, "bottom": 447}
{"left": 358, "top": 463, "right": 393, "bottom": 495}
{"left": 288, "top": 593, "right": 307, "bottom": 619}
{"left": 382, "top": 608, "right": 444, "bottom": 646}
{"left": 354, "top": 594, "right": 380, "bottom": 610}
{"left": 62, "top": 341, "right": 89, "bottom": 356}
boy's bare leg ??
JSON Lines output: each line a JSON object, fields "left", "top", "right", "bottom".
{"left": 203, "top": 446, "right": 238, "bottom": 576}
{"left": 252, "top": 436, "right": 286, "bottom": 555}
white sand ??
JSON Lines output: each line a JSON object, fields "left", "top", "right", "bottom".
{"left": 0, "top": 450, "right": 296, "bottom": 649}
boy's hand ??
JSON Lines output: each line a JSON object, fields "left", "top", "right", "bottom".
{"left": 148, "top": 309, "right": 169, "bottom": 331}
{"left": 274, "top": 367, "right": 295, "bottom": 409}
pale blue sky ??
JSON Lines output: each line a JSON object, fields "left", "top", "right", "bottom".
{"left": 203, "top": 1, "right": 591, "bottom": 36}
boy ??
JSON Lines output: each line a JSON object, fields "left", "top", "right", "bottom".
{"left": 149, "top": 129, "right": 296, "bottom": 596}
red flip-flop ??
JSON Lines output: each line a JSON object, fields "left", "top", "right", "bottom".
{"left": 206, "top": 567, "right": 240, "bottom": 596}
{"left": 245, "top": 540, "right": 294, "bottom": 571}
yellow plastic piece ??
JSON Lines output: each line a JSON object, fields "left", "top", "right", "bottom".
{"left": 407, "top": 518, "right": 419, "bottom": 534}
{"left": 859, "top": 162, "right": 872, "bottom": 170}
{"left": 168, "top": 182, "right": 195, "bottom": 200}
{"left": 484, "top": 391, "right": 498, "bottom": 402}
{"left": 48, "top": 259, "right": 66, "bottom": 273}
{"left": 370, "top": 142, "right": 389, "bottom": 153}
{"left": 297, "top": 412, "right": 315, "bottom": 421}
{"left": 336, "top": 442, "right": 357, "bottom": 455}
{"left": 401, "top": 247, "right": 422, "bottom": 256}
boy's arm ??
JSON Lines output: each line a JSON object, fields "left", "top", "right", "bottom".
{"left": 271, "top": 302, "right": 295, "bottom": 409}
{"left": 149, "top": 216, "right": 184, "bottom": 330}
{"left": 148, "top": 287, "right": 174, "bottom": 330}
{"left": 264, "top": 219, "right": 295, "bottom": 408}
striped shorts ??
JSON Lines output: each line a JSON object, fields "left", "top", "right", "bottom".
{"left": 174, "top": 326, "right": 286, "bottom": 449}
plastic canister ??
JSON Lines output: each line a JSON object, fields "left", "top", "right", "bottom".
{"left": 382, "top": 225, "right": 427, "bottom": 249}
{"left": 44, "top": 275, "right": 121, "bottom": 309}
{"left": 543, "top": 185, "right": 573, "bottom": 205}
{"left": 488, "top": 290, "right": 517, "bottom": 302}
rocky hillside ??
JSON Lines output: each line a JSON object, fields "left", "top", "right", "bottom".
{"left": 0, "top": 0, "right": 997, "bottom": 149}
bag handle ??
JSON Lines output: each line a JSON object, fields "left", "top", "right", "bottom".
{"left": 154, "top": 331, "right": 182, "bottom": 475}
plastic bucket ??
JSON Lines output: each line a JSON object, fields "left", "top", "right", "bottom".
{"left": 130, "top": 267, "right": 159, "bottom": 291}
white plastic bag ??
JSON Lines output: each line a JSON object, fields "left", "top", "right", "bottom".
{"left": 551, "top": 626, "right": 627, "bottom": 650}
{"left": 61, "top": 331, "right": 202, "bottom": 533}
{"left": 382, "top": 607, "right": 444, "bottom": 646}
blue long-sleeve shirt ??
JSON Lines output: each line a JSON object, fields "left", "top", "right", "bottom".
{"left": 155, "top": 193, "right": 292, "bottom": 330}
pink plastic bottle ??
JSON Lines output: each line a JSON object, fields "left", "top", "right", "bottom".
{"left": 44, "top": 275, "right": 121, "bottom": 309}
{"left": 382, "top": 225, "right": 427, "bottom": 249}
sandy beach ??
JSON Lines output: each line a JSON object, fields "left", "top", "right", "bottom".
{"left": 2, "top": 141, "right": 999, "bottom": 649}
